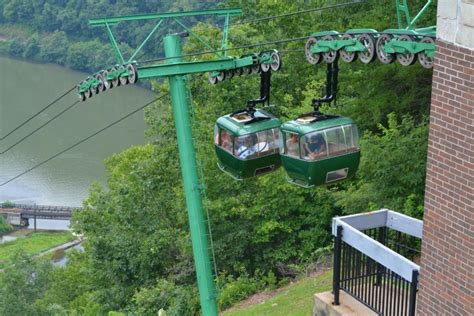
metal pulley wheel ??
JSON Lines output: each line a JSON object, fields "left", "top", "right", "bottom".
{"left": 396, "top": 35, "right": 416, "bottom": 66}
{"left": 77, "top": 82, "right": 86, "bottom": 101}
{"left": 208, "top": 72, "right": 217, "bottom": 85}
{"left": 225, "top": 69, "right": 234, "bottom": 79}
{"left": 261, "top": 51, "right": 282, "bottom": 72}
{"left": 270, "top": 51, "right": 282, "bottom": 71}
{"left": 305, "top": 37, "right": 321, "bottom": 65}
{"left": 103, "top": 70, "right": 112, "bottom": 89}
{"left": 234, "top": 68, "right": 243, "bottom": 76}
{"left": 111, "top": 66, "right": 120, "bottom": 87}
{"left": 340, "top": 34, "right": 356, "bottom": 63}
{"left": 97, "top": 73, "right": 106, "bottom": 92}
{"left": 216, "top": 71, "right": 226, "bottom": 82}
{"left": 85, "top": 88, "right": 92, "bottom": 99}
{"left": 376, "top": 34, "right": 395, "bottom": 64}
{"left": 322, "top": 35, "right": 337, "bottom": 63}
{"left": 260, "top": 61, "right": 271, "bottom": 72}
{"left": 417, "top": 37, "right": 435, "bottom": 69}
{"left": 119, "top": 66, "right": 129, "bottom": 86}
{"left": 251, "top": 63, "right": 260, "bottom": 74}
{"left": 127, "top": 64, "right": 138, "bottom": 84}
{"left": 357, "top": 33, "right": 376, "bottom": 64}
{"left": 91, "top": 84, "right": 99, "bottom": 95}
{"left": 112, "top": 66, "right": 120, "bottom": 87}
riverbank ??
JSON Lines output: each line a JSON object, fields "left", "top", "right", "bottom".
{"left": 0, "top": 230, "right": 75, "bottom": 269}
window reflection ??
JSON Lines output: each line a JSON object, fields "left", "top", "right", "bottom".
{"left": 302, "top": 131, "right": 327, "bottom": 160}
{"left": 283, "top": 132, "right": 300, "bottom": 158}
{"left": 300, "top": 124, "right": 359, "bottom": 161}
{"left": 219, "top": 128, "right": 233, "bottom": 153}
{"left": 233, "top": 128, "right": 280, "bottom": 160}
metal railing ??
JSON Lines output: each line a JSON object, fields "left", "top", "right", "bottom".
{"left": 0, "top": 204, "right": 80, "bottom": 212}
{"left": 332, "top": 209, "right": 422, "bottom": 316}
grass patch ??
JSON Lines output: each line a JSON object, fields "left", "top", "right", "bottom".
{"left": 223, "top": 270, "right": 332, "bottom": 316}
{"left": 0, "top": 231, "right": 74, "bottom": 269}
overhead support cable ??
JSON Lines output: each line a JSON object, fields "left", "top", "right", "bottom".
{"left": 173, "top": 18, "right": 219, "bottom": 56}
{"left": 233, "top": 0, "right": 367, "bottom": 25}
{"left": 0, "top": 96, "right": 164, "bottom": 187}
{"left": 0, "top": 100, "right": 81, "bottom": 155}
{"left": 128, "top": 19, "right": 164, "bottom": 62}
{"left": 138, "top": 35, "right": 311, "bottom": 64}
{"left": 135, "top": 1, "right": 366, "bottom": 65}
{"left": 0, "top": 86, "right": 76, "bottom": 142}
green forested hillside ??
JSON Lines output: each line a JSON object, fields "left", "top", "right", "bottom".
{"left": 0, "top": 0, "right": 433, "bottom": 314}
{"left": 0, "top": 0, "right": 219, "bottom": 71}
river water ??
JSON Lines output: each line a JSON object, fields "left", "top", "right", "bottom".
{"left": 0, "top": 57, "right": 157, "bottom": 212}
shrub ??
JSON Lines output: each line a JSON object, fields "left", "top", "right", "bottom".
{"left": 217, "top": 274, "right": 261, "bottom": 310}
{"left": 1, "top": 201, "right": 15, "bottom": 208}
{"left": 0, "top": 216, "right": 13, "bottom": 234}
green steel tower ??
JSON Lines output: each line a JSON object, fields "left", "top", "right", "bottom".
{"left": 78, "top": 8, "right": 280, "bottom": 315}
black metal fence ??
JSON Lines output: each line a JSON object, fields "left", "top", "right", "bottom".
{"left": 333, "top": 226, "right": 420, "bottom": 316}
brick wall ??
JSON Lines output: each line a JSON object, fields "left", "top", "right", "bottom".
{"left": 417, "top": 40, "right": 474, "bottom": 315}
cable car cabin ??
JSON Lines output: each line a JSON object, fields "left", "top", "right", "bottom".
{"left": 280, "top": 114, "right": 360, "bottom": 187}
{"left": 214, "top": 109, "right": 282, "bottom": 180}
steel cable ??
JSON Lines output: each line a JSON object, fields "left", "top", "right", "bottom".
{"left": 0, "top": 100, "right": 81, "bottom": 155}
{"left": 0, "top": 86, "right": 76, "bottom": 142}
{"left": 137, "top": 0, "right": 367, "bottom": 65}
{"left": 0, "top": 95, "right": 164, "bottom": 187}
{"left": 138, "top": 35, "right": 312, "bottom": 65}
{"left": 233, "top": 0, "right": 366, "bottom": 26}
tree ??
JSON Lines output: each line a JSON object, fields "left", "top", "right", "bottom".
{"left": 0, "top": 215, "right": 12, "bottom": 234}
{"left": 2, "top": 0, "right": 34, "bottom": 23}
{"left": 23, "top": 35, "right": 40, "bottom": 59}
{"left": 8, "top": 38, "right": 24, "bottom": 56}
{"left": 36, "top": 251, "right": 103, "bottom": 314}
{"left": 39, "top": 31, "right": 69, "bottom": 64}
{"left": 0, "top": 251, "right": 52, "bottom": 315}
{"left": 335, "top": 113, "right": 429, "bottom": 216}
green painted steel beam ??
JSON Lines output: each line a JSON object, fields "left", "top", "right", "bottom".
{"left": 408, "top": 0, "right": 432, "bottom": 29}
{"left": 173, "top": 18, "right": 217, "bottom": 55}
{"left": 164, "top": 34, "right": 218, "bottom": 316}
{"left": 136, "top": 56, "right": 254, "bottom": 79}
{"left": 106, "top": 22, "right": 125, "bottom": 64}
{"left": 220, "top": 14, "right": 230, "bottom": 56}
{"left": 310, "top": 39, "right": 366, "bottom": 54}
{"left": 395, "top": 0, "right": 411, "bottom": 29}
{"left": 309, "top": 30, "right": 339, "bottom": 37}
{"left": 128, "top": 19, "right": 163, "bottom": 62}
{"left": 414, "top": 26, "right": 436, "bottom": 36}
{"left": 89, "top": 8, "right": 242, "bottom": 27}
{"left": 345, "top": 28, "right": 378, "bottom": 34}
{"left": 384, "top": 39, "right": 435, "bottom": 57}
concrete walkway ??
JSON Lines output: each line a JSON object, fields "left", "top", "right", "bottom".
{"left": 0, "top": 238, "right": 83, "bottom": 273}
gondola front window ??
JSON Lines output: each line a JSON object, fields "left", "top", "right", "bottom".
{"left": 215, "top": 127, "right": 233, "bottom": 153}
{"left": 301, "top": 131, "right": 327, "bottom": 160}
{"left": 343, "top": 124, "right": 359, "bottom": 151}
{"left": 301, "top": 124, "right": 359, "bottom": 161}
{"left": 283, "top": 132, "right": 300, "bottom": 158}
{"left": 325, "top": 126, "right": 347, "bottom": 156}
{"left": 234, "top": 128, "right": 280, "bottom": 160}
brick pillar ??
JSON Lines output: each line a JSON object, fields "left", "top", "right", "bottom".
{"left": 417, "top": 40, "right": 474, "bottom": 314}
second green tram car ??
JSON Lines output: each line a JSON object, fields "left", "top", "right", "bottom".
{"left": 279, "top": 114, "right": 360, "bottom": 187}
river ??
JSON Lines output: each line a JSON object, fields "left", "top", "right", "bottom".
{"left": 0, "top": 57, "right": 157, "bottom": 213}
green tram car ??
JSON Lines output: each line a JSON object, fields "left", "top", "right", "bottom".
{"left": 280, "top": 114, "right": 360, "bottom": 187}
{"left": 214, "top": 109, "right": 282, "bottom": 180}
